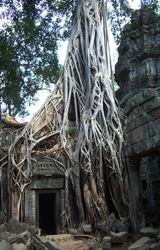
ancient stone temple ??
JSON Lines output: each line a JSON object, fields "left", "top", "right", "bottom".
{"left": 0, "top": 118, "right": 66, "bottom": 234}
{"left": 1, "top": 0, "right": 123, "bottom": 235}
{"left": 24, "top": 154, "right": 66, "bottom": 234}
{"left": 115, "top": 9, "right": 160, "bottom": 231}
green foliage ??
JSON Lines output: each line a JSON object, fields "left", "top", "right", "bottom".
{"left": 108, "top": 0, "right": 133, "bottom": 44}
{"left": 66, "top": 127, "right": 76, "bottom": 137}
{"left": 0, "top": 0, "right": 61, "bottom": 116}
{"left": 141, "top": 0, "right": 160, "bottom": 12}
{"left": 108, "top": 0, "right": 160, "bottom": 44}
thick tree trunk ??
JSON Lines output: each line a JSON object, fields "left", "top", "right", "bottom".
{"left": 9, "top": 0, "right": 127, "bottom": 227}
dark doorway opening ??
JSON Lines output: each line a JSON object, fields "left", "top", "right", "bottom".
{"left": 140, "top": 156, "right": 160, "bottom": 226}
{"left": 39, "top": 192, "right": 57, "bottom": 235}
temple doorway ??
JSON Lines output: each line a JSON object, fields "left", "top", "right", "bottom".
{"left": 140, "top": 156, "right": 160, "bottom": 226}
{"left": 38, "top": 191, "right": 57, "bottom": 235}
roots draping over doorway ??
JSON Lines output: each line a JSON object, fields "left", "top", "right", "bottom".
{"left": 9, "top": 0, "right": 127, "bottom": 228}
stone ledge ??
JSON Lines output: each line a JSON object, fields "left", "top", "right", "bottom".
{"left": 125, "top": 132, "right": 160, "bottom": 156}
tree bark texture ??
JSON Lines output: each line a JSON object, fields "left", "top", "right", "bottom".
{"left": 9, "top": 0, "right": 127, "bottom": 227}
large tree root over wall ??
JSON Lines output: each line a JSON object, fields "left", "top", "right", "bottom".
{"left": 9, "top": 0, "right": 127, "bottom": 229}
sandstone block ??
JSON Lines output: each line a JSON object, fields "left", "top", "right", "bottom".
{"left": 82, "top": 224, "right": 92, "bottom": 234}
{"left": 128, "top": 237, "right": 151, "bottom": 250}
{"left": 112, "top": 242, "right": 128, "bottom": 250}
{"left": 0, "top": 240, "right": 12, "bottom": 250}
{"left": 102, "top": 236, "right": 111, "bottom": 250}
{"left": 140, "top": 227, "right": 158, "bottom": 237}
{"left": 12, "top": 243, "right": 28, "bottom": 250}
{"left": 149, "top": 242, "right": 160, "bottom": 250}
{"left": 111, "top": 231, "right": 128, "bottom": 243}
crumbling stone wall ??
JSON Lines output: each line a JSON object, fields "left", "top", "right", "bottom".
{"left": 115, "top": 9, "right": 160, "bottom": 231}
{"left": 0, "top": 123, "right": 15, "bottom": 220}
{"left": 0, "top": 122, "right": 24, "bottom": 221}
{"left": 115, "top": 9, "right": 160, "bottom": 156}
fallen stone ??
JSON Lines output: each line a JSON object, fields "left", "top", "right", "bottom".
{"left": 76, "top": 228, "right": 84, "bottom": 234}
{"left": 0, "top": 224, "right": 6, "bottom": 233}
{"left": 149, "top": 242, "right": 160, "bottom": 250}
{"left": 102, "top": 236, "right": 111, "bottom": 250}
{"left": 6, "top": 218, "right": 38, "bottom": 236}
{"left": 6, "top": 218, "right": 29, "bottom": 234}
{"left": 82, "top": 224, "right": 92, "bottom": 234}
{"left": 129, "top": 246, "right": 149, "bottom": 250}
{"left": 12, "top": 243, "right": 28, "bottom": 250}
{"left": 156, "top": 234, "right": 160, "bottom": 240}
{"left": 69, "top": 228, "right": 78, "bottom": 235}
{"left": 5, "top": 231, "right": 30, "bottom": 245}
{"left": 110, "top": 231, "right": 128, "bottom": 243}
{"left": 140, "top": 227, "right": 158, "bottom": 237}
{"left": 112, "top": 242, "right": 128, "bottom": 250}
{"left": 117, "top": 221, "right": 130, "bottom": 232}
{"left": 0, "top": 231, "right": 12, "bottom": 241}
{"left": 128, "top": 237, "right": 151, "bottom": 250}
{"left": 19, "top": 231, "right": 30, "bottom": 239}
{"left": 0, "top": 240, "right": 12, "bottom": 250}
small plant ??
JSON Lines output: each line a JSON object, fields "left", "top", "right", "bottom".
{"left": 66, "top": 127, "right": 76, "bottom": 137}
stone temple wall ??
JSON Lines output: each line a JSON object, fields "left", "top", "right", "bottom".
{"left": 0, "top": 123, "right": 20, "bottom": 220}
{"left": 115, "top": 9, "right": 160, "bottom": 157}
{"left": 115, "top": 8, "right": 160, "bottom": 231}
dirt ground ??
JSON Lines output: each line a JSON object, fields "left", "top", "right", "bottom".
{"left": 45, "top": 234, "right": 96, "bottom": 250}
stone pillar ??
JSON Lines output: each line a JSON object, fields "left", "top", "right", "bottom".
{"left": 127, "top": 157, "right": 145, "bottom": 232}
{"left": 25, "top": 189, "right": 36, "bottom": 225}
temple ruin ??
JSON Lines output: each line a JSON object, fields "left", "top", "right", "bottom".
{"left": 115, "top": 8, "right": 160, "bottom": 231}
{"left": 0, "top": 0, "right": 125, "bottom": 235}
{"left": 0, "top": 3, "right": 160, "bottom": 241}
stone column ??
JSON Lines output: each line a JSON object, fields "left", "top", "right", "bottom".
{"left": 25, "top": 189, "right": 36, "bottom": 225}
{"left": 127, "top": 157, "right": 145, "bottom": 232}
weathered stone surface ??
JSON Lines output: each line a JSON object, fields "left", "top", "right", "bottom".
{"left": 117, "top": 220, "right": 130, "bottom": 233}
{"left": 82, "top": 224, "right": 92, "bottom": 234}
{"left": 126, "top": 132, "right": 160, "bottom": 156}
{"left": 0, "top": 240, "right": 12, "bottom": 250}
{"left": 110, "top": 231, "right": 128, "bottom": 243}
{"left": 12, "top": 243, "right": 28, "bottom": 250}
{"left": 128, "top": 237, "right": 151, "bottom": 250}
{"left": 0, "top": 231, "right": 30, "bottom": 245}
{"left": 156, "top": 234, "right": 160, "bottom": 240}
{"left": 69, "top": 228, "right": 79, "bottom": 235}
{"left": 0, "top": 232, "right": 12, "bottom": 241}
{"left": 8, "top": 234, "right": 27, "bottom": 245}
{"left": 149, "top": 242, "right": 160, "bottom": 250}
{"left": 115, "top": 9, "right": 160, "bottom": 160}
{"left": 140, "top": 227, "right": 158, "bottom": 237}
{"left": 31, "top": 156, "right": 65, "bottom": 177}
{"left": 112, "top": 242, "right": 128, "bottom": 250}
{"left": 29, "top": 177, "right": 64, "bottom": 189}
{"left": 0, "top": 224, "right": 6, "bottom": 233}
{"left": 102, "top": 236, "right": 111, "bottom": 250}
{"left": 6, "top": 218, "right": 29, "bottom": 234}
{"left": 19, "top": 231, "right": 30, "bottom": 240}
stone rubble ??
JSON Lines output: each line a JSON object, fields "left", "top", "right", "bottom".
{"left": 0, "top": 218, "right": 62, "bottom": 250}
{"left": 101, "top": 225, "right": 160, "bottom": 250}
{"left": 0, "top": 218, "right": 160, "bottom": 250}
{"left": 128, "top": 237, "right": 151, "bottom": 250}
